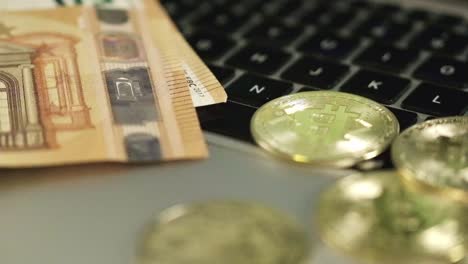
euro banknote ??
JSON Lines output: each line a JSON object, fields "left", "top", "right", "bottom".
{"left": 4, "top": 0, "right": 228, "bottom": 107}
{"left": 0, "top": 0, "right": 209, "bottom": 167}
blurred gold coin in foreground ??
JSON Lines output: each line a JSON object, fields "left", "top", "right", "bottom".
{"left": 251, "top": 91, "right": 399, "bottom": 167}
{"left": 317, "top": 171, "right": 467, "bottom": 264}
{"left": 392, "top": 116, "right": 468, "bottom": 203}
{"left": 140, "top": 201, "right": 309, "bottom": 264}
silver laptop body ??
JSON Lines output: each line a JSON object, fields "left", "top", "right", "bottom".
{"left": 1, "top": 0, "right": 467, "bottom": 263}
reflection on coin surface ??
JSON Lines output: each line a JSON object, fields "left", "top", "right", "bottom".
{"left": 392, "top": 116, "right": 468, "bottom": 202}
{"left": 317, "top": 171, "right": 467, "bottom": 264}
{"left": 140, "top": 201, "right": 309, "bottom": 264}
{"left": 251, "top": 91, "right": 399, "bottom": 167}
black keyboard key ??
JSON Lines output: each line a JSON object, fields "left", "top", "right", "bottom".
{"left": 354, "top": 44, "right": 419, "bottom": 73}
{"left": 317, "top": 9, "right": 359, "bottom": 31}
{"left": 302, "top": 2, "right": 363, "bottom": 28}
{"left": 229, "top": 1, "right": 264, "bottom": 18}
{"left": 271, "top": 0, "right": 303, "bottom": 18}
{"left": 349, "top": 0, "right": 372, "bottom": 9}
{"left": 188, "top": 31, "right": 236, "bottom": 60}
{"left": 454, "top": 23, "right": 468, "bottom": 35}
{"left": 260, "top": 0, "right": 301, "bottom": 17}
{"left": 298, "top": 87, "right": 320, "bottom": 92}
{"left": 298, "top": 33, "right": 360, "bottom": 60}
{"left": 434, "top": 14, "right": 464, "bottom": 29}
{"left": 408, "top": 27, "right": 468, "bottom": 55}
{"left": 245, "top": 22, "right": 303, "bottom": 47}
{"left": 163, "top": 0, "right": 197, "bottom": 8}
{"left": 386, "top": 107, "right": 418, "bottom": 130}
{"left": 259, "top": 1, "right": 285, "bottom": 16}
{"left": 402, "top": 83, "right": 468, "bottom": 116}
{"left": 204, "top": 0, "right": 229, "bottom": 6}
{"left": 197, "top": 102, "right": 256, "bottom": 143}
{"left": 162, "top": 0, "right": 191, "bottom": 19}
{"left": 354, "top": 16, "right": 412, "bottom": 43}
{"left": 374, "top": 3, "right": 401, "bottom": 16}
{"left": 340, "top": 70, "right": 410, "bottom": 104}
{"left": 226, "top": 45, "right": 292, "bottom": 75}
{"left": 413, "top": 56, "right": 468, "bottom": 89}
{"left": 194, "top": 12, "right": 246, "bottom": 32}
{"left": 226, "top": 74, "right": 293, "bottom": 107}
{"left": 281, "top": 57, "right": 350, "bottom": 89}
{"left": 208, "top": 64, "right": 235, "bottom": 84}
{"left": 407, "top": 9, "right": 431, "bottom": 22}
{"left": 300, "top": 4, "right": 332, "bottom": 25}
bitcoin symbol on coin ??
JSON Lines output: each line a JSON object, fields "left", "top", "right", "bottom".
{"left": 436, "top": 136, "right": 468, "bottom": 170}
{"left": 139, "top": 201, "right": 309, "bottom": 264}
{"left": 251, "top": 91, "right": 398, "bottom": 167}
{"left": 293, "top": 104, "right": 361, "bottom": 145}
{"left": 392, "top": 116, "right": 468, "bottom": 202}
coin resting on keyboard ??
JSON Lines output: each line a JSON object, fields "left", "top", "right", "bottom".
{"left": 392, "top": 116, "right": 468, "bottom": 203}
{"left": 166, "top": 0, "right": 468, "bottom": 170}
{"left": 250, "top": 91, "right": 399, "bottom": 167}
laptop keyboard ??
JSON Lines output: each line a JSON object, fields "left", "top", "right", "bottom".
{"left": 162, "top": 0, "right": 468, "bottom": 170}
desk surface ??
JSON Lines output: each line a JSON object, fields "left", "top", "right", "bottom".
{"left": 0, "top": 140, "right": 355, "bottom": 264}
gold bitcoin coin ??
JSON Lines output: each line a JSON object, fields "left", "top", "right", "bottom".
{"left": 317, "top": 171, "right": 467, "bottom": 264}
{"left": 139, "top": 201, "right": 309, "bottom": 264}
{"left": 392, "top": 116, "right": 468, "bottom": 203}
{"left": 251, "top": 91, "right": 399, "bottom": 167}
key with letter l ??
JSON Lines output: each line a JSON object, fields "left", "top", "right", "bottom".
{"left": 402, "top": 83, "right": 468, "bottom": 116}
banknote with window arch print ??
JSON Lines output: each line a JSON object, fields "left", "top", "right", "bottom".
{"left": 4, "top": 0, "right": 228, "bottom": 108}
{"left": 0, "top": 0, "right": 208, "bottom": 167}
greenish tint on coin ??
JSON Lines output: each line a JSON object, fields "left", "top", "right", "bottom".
{"left": 392, "top": 116, "right": 468, "bottom": 203}
{"left": 250, "top": 91, "right": 399, "bottom": 167}
{"left": 317, "top": 171, "right": 467, "bottom": 264}
{"left": 139, "top": 201, "right": 309, "bottom": 264}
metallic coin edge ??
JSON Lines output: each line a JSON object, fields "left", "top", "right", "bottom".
{"left": 139, "top": 200, "right": 310, "bottom": 264}
{"left": 315, "top": 170, "right": 466, "bottom": 264}
{"left": 392, "top": 116, "right": 468, "bottom": 204}
{"left": 251, "top": 91, "right": 399, "bottom": 167}
{"left": 315, "top": 171, "right": 396, "bottom": 264}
